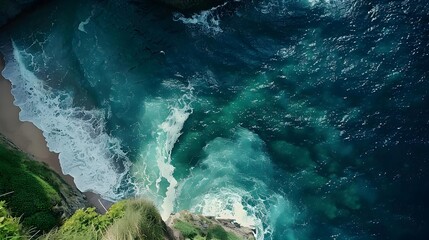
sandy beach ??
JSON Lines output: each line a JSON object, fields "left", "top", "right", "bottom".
{"left": 0, "top": 55, "right": 111, "bottom": 212}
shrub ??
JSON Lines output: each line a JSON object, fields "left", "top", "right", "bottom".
{"left": 0, "top": 201, "right": 27, "bottom": 239}
{"left": 103, "top": 209, "right": 143, "bottom": 240}
{"left": 22, "top": 212, "right": 58, "bottom": 232}
{"left": 101, "top": 200, "right": 126, "bottom": 223}
{"left": 59, "top": 199, "right": 129, "bottom": 236}
{"left": 42, "top": 199, "right": 166, "bottom": 240}
{"left": 103, "top": 199, "right": 165, "bottom": 240}
{"left": 40, "top": 225, "right": 101, "bottom": 240}
{"left": 42, "top": 207, "right": 108, "bottom": 240}
{"left": 60, "top": 208, "right": 106, "bottom": 233}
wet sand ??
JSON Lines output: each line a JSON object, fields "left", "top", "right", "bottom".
{"left": 0, "top": 55, "right": 112, "bottom": 212}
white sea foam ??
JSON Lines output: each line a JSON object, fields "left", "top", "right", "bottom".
{"left": 172, "top": 2, "right": 228, "bottom": 34}
{"left": 174, "top": 128, "right": 298, "bottom": 240}
{"left": 132, "top": 83, "right": 194, "bottom": 220}
{"left": 192, "top": 188, "right": 262, "bottom": 236}
{"left": 156, "top": 86, "right": 194, "bottom": 219}
{"left": 2, "top": 42, "right": 130, "bottom": 200}
{"left": 191, "top": 188, "right": 295, "bottom": 240}
{"left": 306, "top": 0, "right": 350, "bottom": 17}
{"left": 257, "top": 0, "right": 349, "bottom": 17}
{"left": 78, "top": 10, "right": 94, "bottom": 33}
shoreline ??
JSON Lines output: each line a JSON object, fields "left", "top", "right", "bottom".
{"left": 0, "top": 55, "right": 112, "bottom": 213}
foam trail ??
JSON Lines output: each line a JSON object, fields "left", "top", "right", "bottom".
{"left": 192, "top": 188, "right": 262, "bottom": 234}
{"left": 2, "top": 41, "right": 130, "bottom": 200}
{"left": 78, "top": 16, "right": 91, "bottom": 33}
{"left": 172, "top": 2, "right": 228, "bottom": 34}
{"left": 192, "top": 189, "right": 294, "bottom": 240}
{"left": 132, "top": 83, "right": 194, "bottom": 219}
{"left": 78, "top": 10, "right": 94, "bottom": 33}
{"left": 156, "top": 86, "right": 194, "bottom": 219}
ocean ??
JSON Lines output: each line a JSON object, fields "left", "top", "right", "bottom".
{"left": 1, "top": 0, "right": 428, "bottom": 239}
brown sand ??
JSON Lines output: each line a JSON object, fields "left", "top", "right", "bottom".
{"left": 0, "top": 55, "right": 112, "bottom": 212}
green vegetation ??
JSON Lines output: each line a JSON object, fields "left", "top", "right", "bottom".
{"left": 0, "top": 201, "right": 27, "bottom": 239}
{"left": 41, "top": 206, "right": 123, "bottom": 239}
{"left": 173, "top": 217, "right": 243, "bottom": 240}
{"left": 40, "top": 225, "right": 101, "bottom": 240}
{"left": 174, "top": 220, "right": 201, "bottom": 238}
{"left": 103, "top": 199, "right": 165, "bottom": 240}
{"left": 41, "top": 199, "right": 165, "bottom": 240}
{"left": 207, "top": 225, "right": 241, "bottom": 240}
{"left": 0, "top": 144, "right": 62, "bottom": 232}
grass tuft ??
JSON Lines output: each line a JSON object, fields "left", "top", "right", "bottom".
{"left": 0, "top": 201, "right": 29, "bottom": 239}
{"left": 174, "top": 220, "right": 201, "bottom": 239}
{"left": 103, "top": 199, "right": 165, "bottom": 240}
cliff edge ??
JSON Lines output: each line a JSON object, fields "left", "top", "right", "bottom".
{"left": 166, "top": 211, "right": 256, "bottom": 240}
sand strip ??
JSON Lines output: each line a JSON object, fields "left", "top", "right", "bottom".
{"left": 0, "top": 55, "right": 112, "bottom": 212}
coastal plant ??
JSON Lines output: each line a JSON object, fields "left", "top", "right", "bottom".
{"left": 173, "top": 218, "right": 243, "bottom": 240}
{"left": 103, "top": 209, "right": 144, "bottom": 240}
{"left": 0, "top": 201, "right": 27, "bottom": 239}
{"left": 103, "top": 199, "right": 165, "bottom": 240}
{"left": 207, "top": 225, "right": 241, "bottom": 240}
{"left": 174, "top": 220, "right": 201, "bottom": 239}
{"left": 22, "top": 212, "right": 57, "bottom": 232}
{"left": 40, "top": 225, "right": 102, "bottom": 240}
{"left": 43, "top": 199, "right": 165, "bottom": 240}
{"left": 42, "top": 208, "right": 110, "bottom": 240}
{"left": 0, "top": 144, "right": 62, "bottom": 231}
{"left": 60, "top": 207, "right": 112, "bottom": 234}
{"left": 59, "top": 200, "right": 127, "bottom": 235}
{"left": 101, "top": 200, "right": 127, "bottom": 223}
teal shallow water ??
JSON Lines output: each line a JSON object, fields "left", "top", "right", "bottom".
{"left": 1, "top": 0, "right": 428, "bottom": 239}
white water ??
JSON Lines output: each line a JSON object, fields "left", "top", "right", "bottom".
{"left": 172, "top": 2, "right": 228, "bottom": 34}
{"left": 78, "top": 16, "right": 91, "bottom": 33}
{"left": 174, "top": 128, "right": 299, "bottom": 240}
{"left": 132, "top": 82, "right": 194, "bottom": 220}
{"left": 191, "top": 187, "right": 262, "bottom": 234}
{"left": 156, "top": 86, "right": 194, "bottom": 219}
{"left": 2, "top": 42, "right": 130, "bottom": 200}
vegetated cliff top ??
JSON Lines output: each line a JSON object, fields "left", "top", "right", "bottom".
{"left": 0, "top": 134, "right": 88, "bottom": 233}
{"left": 40, "top": 199, "right": 255, "bottom": 240}
{"left": 167, "top": 210, "right": 256, "bottom": 240}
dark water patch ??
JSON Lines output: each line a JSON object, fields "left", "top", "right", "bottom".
{"left": 1, "top": 0, "right": 428, "bottom": 238}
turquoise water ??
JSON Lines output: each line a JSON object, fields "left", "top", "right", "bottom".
{"left": 1, "top": 0, "right": 428, "bottom": 239}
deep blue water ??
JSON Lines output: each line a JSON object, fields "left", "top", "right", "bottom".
{"left": 1, "top": 0, "right": 428, "bottom": 239}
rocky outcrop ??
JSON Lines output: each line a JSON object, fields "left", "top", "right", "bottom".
{"left": 153, "top": 0, "right": 226, "bottom": 10}
{"left": 47, "top": 164, "right": 90, "bottom": 220}
{"left": 166, "top": 211, "right": 256, "bottom": 240}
